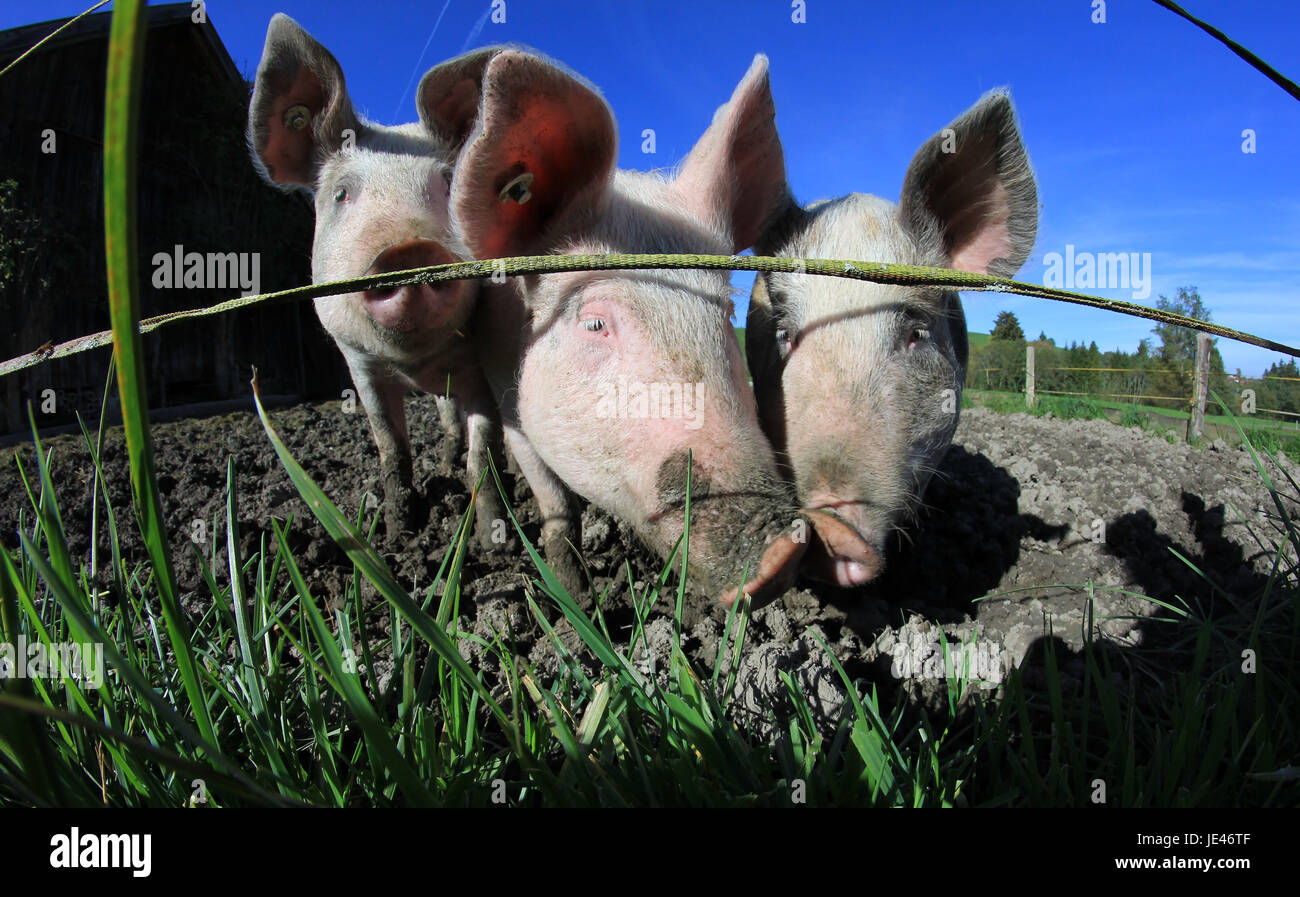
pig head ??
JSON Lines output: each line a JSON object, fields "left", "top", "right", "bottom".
{"left": 747, "top": 90, "right": 1038, "bottom": 581}
{"left": 248, "top": 14, "right": 506, "bottom": 546}
{"left": 450, "top": 50, "right": 877, "bottom": 605}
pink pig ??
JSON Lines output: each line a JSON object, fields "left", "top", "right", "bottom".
{"left": 248, "top": 15, "right": 506, "bottom": 548}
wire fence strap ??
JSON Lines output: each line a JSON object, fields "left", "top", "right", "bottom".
{"left": 3, "top": 253, "right": 1298, "bottom": 378}
{"left": 1042, "top": 366, "right": 1188, "bottom": 375}
{"left": 1038, "top": 389, "right": 1190, "bottom": 402}
{"left": 1152, "top": 0, "right": 1300, "bottom": 104}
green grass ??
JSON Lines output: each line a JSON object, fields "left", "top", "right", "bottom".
{"left": 3, "top": 390, "right": 1297, "bottom": 805}
{"left": 969, "top": 387, "right": 1300, "bottom": 456}
{"left": 3, "top": 365, "right": 1297, "bottom": 805}
{"left": 966, "top": 390, "right": 1108, "bottom": 421}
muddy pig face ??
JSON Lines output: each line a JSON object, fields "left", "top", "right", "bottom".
{"left": 748, "top": 91, "right": 1037, "bottom": 577}
{"left": 451, "top": 51, "right": 877, "bottom": 604}
{"left": 248, "top": 15, "right": 496, "bottom": 362}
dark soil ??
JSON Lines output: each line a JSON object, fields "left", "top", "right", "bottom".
{"left": 2, "top": 398, "right": 1289, "bottom": 735}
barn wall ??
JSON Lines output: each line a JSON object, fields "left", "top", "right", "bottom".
{"left": 0, "top": 10, "right": 348, "bottom": 436}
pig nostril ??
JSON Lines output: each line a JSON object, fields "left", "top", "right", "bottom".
{"left": 365, "top": 239, "right": 455, "bottom": 278}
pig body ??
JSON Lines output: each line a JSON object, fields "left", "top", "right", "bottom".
{"left": 747, "top": 91, "right": 1038, "bottom": 580}
{"left": 248, "top": 15, "right": 506, "bottom": 547}
{"left": 449, "top": 50, "right": 877, "bottom": 604}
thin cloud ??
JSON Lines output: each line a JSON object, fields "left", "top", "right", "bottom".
{"left": 459, "top": 4, "right": 492, "bottom": 53}
{"left": 390, "top": 0, "right": 453, "bottom": 122}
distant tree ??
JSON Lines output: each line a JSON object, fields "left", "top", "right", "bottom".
{"left": 1136, "top": 338, "right": 1150, "bottom": 359}
{"left": 991, "top": 310, "right": 1025, "bottom": 341}
{"left": 967, "top": 338, "right": 1027, "bottom": 391}
{"left": 1262, "top": 358, "right": 1300, "bottom": 415}
{"left": 1147, "top": 287, "right": 1234, "bottom": 408}
{"left": 1267, "top": 358, "right": 1300, "bottom": 380}
{"left": 1037, "top": 330, "right": 1047, "bottom": 342}
{"left": 1153, "top": 286, "right": 1212, "bottom": 364}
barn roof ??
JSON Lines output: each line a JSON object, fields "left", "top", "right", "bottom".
{"left": 0, "top": 2, "right": 242, "bottom": 85}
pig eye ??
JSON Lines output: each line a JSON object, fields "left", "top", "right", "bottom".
{"left": 333, "top": 187, "right": 348, "bottom": 203}
{"left": 775, "top": 327, "right": 793, "bottom": 357}
{"left": 908, "top": 326, "right": 931, "bottom": 348}
{"left": 582, "top": 318, "right": 606, "bottom": 333}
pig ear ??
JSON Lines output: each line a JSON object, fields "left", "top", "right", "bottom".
{"left": 248, "top": 14, "right": 361, "bottom": 190}
{"left": 672, "top": 55, "right": 788, "bottom": 252}
{"left": 416, "top": 46, "right": 506, "bottom": 154}
{"left": 898, "top": 90, "right": 1038, "bottom": 277}
{"left": 452, "top": 50, "right": 617, "bottom": 258}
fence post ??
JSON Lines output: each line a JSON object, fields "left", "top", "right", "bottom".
{"left": 1187, "top": 332, "right": 1211, "bottom": 441}
{"left": 1025, "top": 344, "right": 1035, "bottom": 409}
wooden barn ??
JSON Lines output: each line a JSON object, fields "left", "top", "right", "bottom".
{"left": 0, "top": 3, "right": 347, "bottom": 437}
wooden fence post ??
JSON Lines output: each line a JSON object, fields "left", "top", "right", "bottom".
{"left": 1187, "top": 332, "right": 1211, "bottom": 441}
{"left": 1025, "top": 344, "right": 1035, "bottom": 409}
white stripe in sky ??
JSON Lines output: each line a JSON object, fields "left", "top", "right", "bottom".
{"left": 459, "top": 4, "right": 492, "bottom": 54}
{"left": 391, "top": 0, "right": 453, "bottom": 123}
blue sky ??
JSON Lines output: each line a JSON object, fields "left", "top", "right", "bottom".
{"left": 4, "top": 0, "right": 1298, "bottom": 375}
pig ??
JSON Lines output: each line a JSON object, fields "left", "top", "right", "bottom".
{"left": 447, "top": 49, "right": 878, "bottom": 605}
{"left": 746, "top": 90, "right": 1039, "bottom": 581}
{"left": 410, "top": 44, "right": 590, "bottom": 593}
{"left": 247, "top": 14, "right": 507, "bottom": 548}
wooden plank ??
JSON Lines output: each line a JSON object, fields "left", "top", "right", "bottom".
{"left": 1187, "top": 332, "right": 1211, "bottom": 440}
{"left": 1025, "top": 344, "right": 1036, "bottom": 408}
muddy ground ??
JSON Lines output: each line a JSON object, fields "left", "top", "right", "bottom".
{"left": 2, "top": 398, "right": 1290, "bottom": 736}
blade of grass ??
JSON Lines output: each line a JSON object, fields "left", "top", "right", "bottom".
{"left": 0, "top": 0, "right": 112, "bottom": 80}
{"left": 268, "top": 520, "right": 435, "bottom": 807}
{"left": 102, "top": 0, "right": 214, "bottom": 746}
{"left": 250, "top": 374, "right": 558, "bottom": 792}
{"left": 15, "top": 533, "right": 281, "bottom": 803}
{"left": 224, "top": 457, "right": 294, "bottom": 788}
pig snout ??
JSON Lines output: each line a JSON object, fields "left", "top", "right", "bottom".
{"left": 718, "top": 529, "right": 806, "bottom": 608}
{"left": 651, "top": 452, "right": 879, "bottom": 607}
{"left": 712, "top": 507, "right": 882, "bottom": 608}
{"left": 649, "top": 450, "right": 803, "bottom": 607}
{"left": 362, "top": 239, "right": 461, "bottom": 334}
{"left": 788, "top": 399, "right": 926, "bottom": 584}
{"left": 798, "top": 505, "right": 885, "bottom": 587}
